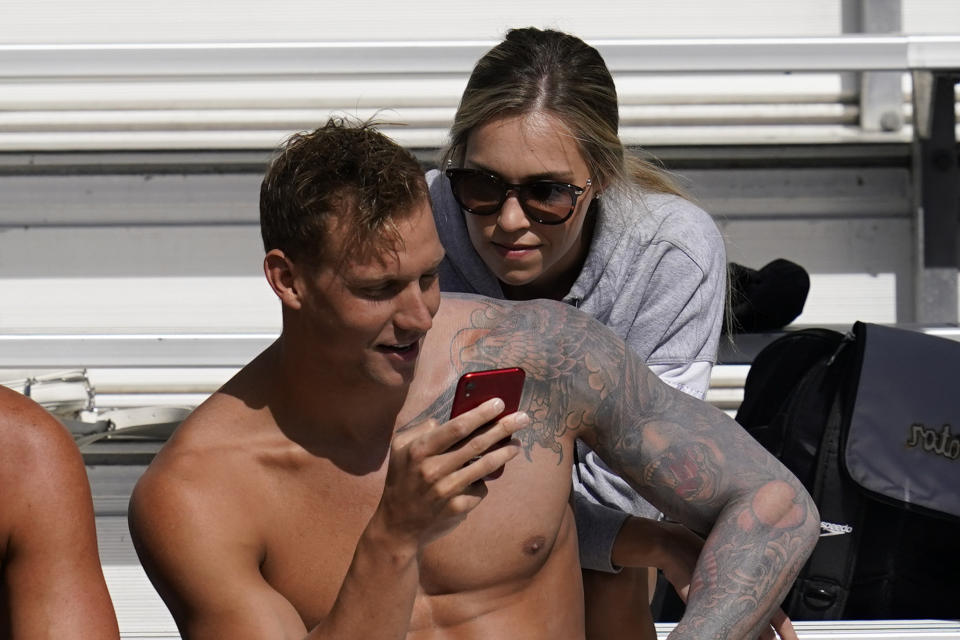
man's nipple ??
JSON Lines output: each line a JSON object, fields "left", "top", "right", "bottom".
{"left": 523, "top": 535, "right": 547, "bottom": 556}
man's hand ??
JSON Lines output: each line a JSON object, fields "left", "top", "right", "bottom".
{"left": 375, "top": 398, "right": 529, "bottom": 548}
{"left": 761, "top": 610, "right": 798, "bottom": 640}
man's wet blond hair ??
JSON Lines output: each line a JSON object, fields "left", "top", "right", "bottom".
{"left": 260, "top": 118, "right": 428, "bottom": 268}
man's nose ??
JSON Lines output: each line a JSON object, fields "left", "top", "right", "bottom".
{"left": 395, "top": 284, "right": 434, "bottom": 333}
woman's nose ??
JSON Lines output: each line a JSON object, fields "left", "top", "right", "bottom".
{"left": 496, "top": 190, "right": 531, "bottom": 232}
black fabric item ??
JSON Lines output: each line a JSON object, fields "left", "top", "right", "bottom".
{"left": 727, "top": 259, "right": 810, "bottom": 333}
{"left": 736, "top": 323, "right": 960, "bottom": 620}
{"left": 734, "top": 327, "right": 844, "bottom": 469}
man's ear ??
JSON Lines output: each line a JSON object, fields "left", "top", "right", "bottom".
{"left": 263, "top": 249, "right": 302, "bottom": 310}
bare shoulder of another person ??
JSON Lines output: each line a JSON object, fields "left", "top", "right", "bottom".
{"left": 0, "top": 386, "right": 119, "bottom": 640}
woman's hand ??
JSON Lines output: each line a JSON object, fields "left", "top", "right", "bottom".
{"left": 651, "top": 521, "right": 702, "bottom": 604}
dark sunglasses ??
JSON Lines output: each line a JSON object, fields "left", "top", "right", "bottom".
{"left": 445, "top": 167, "right": 592, "bottom": 225}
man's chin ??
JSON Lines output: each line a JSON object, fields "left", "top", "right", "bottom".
{"left": 370, "top": 360, "right": 419, "bottom": 387}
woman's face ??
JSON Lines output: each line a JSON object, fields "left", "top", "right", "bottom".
{"left": 460, "top": 112, "right": 596, "bottom": 299}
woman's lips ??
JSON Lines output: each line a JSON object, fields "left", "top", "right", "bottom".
{"left": 492, "top": 242, "right": 539, "bottom": 259}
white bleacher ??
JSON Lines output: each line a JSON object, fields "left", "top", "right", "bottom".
{"left": 1, "top": 35, "right": 958, "bottom": 152}
{"left": 3, "top": 32, "right": 958, "bottom": 411}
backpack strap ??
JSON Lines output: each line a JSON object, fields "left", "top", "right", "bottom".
{"left": 786, "top": 336, "right": 866, "bottom": 619}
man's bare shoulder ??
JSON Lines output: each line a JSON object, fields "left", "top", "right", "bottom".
{"left": 130, "top": 353, "right": 282, "bottom": 539}
{"left": 134, "top": 391, "right": 266, "bottom": 507}
{"left": 422, "top": 293, "right": 627, "bottom": 462}
{"left": 0, "top": 386, "right": 86, "bottom": 490}
{"left": 0, "top": 389, "right": 120, "bottom": 639}
{"left": 0, "top": 387, "right": 86, "bottom": 546}
{"left": 129, "top": 399, "right": 271, "bottom": 599}
{"left": 434, "top": 292, "right": 613, "bottom": 372}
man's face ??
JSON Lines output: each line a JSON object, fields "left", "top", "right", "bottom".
{"left": 295, "top": 198, "right": 445, "bottom": 388}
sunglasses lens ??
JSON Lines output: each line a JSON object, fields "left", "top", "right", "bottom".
{"left": 449, "top": 171, "right": 503, "bottom": 215}
{"left": 447, "top": 169, "right": 579, "bottom": 224}
{"left": 517, "top": 183, "right": 575, "bottom": 224}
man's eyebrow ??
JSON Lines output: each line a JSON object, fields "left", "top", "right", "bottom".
{"left": 347, "top": 255, "right": 445, "bottom": 287}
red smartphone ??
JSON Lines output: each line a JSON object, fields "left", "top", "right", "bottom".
{"left": 450, "top": 367, "right": 526, "bottom": 422}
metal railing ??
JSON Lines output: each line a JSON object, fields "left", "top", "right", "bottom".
{"left": 1, "top": 35, "right": 958, "bottom": 151}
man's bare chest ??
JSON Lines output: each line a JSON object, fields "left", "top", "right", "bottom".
{"left": 254, "top": 447, "right": 575, "bottom": 629}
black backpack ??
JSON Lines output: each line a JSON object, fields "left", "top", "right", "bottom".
{"left": 736, "top": 322, "right": 960, "bottom": 620}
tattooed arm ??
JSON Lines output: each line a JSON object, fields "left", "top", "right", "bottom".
{"left": 575, "top": 314, "right": 817, "bottom": 639}
{"left": 468, "top": 298, "right": 819, "bottom": 640}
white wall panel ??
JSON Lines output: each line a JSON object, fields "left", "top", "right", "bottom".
{"left": 6, "top": 33, "right": 958, "bottom": 152}
{"left": 0, "top": 217, "right": 915, "bottom": 334}
{"left": 719, "top": 218, "right": 913, "bottom": 274}
{"left": 0, "top": 276, "right": 278, "bottom": 333}
{"left": 683, "top": 167, "right": 912, "bottom": 218}
{"left": 903, "top": 0, "right": 960, "bottom": 34}
{"left": 3, "top": 0, "right": 955, "bottom": 46}
{"left": 718, "top": 217, "right": 914, "bottom": 324}
{"left": 0, "top": 159, "right": 918, "bottom": 331}
{"left": 0, "top": 1, "right": 843, "bottom": 44}
{"left": 0, "top": 225, "right": 263, "bottom": 277}
{"left": 0, "top": 173, "right": 261, "bottom": 226}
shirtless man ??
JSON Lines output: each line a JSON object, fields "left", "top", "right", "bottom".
{"left": 0, "top": 386, "right": 119, "bottom": 640}
{"left": 129, "top": 119, "right": 819, "bottom": 640}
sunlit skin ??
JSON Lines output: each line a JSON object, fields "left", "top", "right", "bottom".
{"left": 131, "top": 202, "right": 584, "bottom": 639}
{"left": 462, "top": 112, "right": 597, "bottom": 301}
{"left": 130, "top": 196, "right": 819, "bottom": 640}
{"left": 269, "top": 199, "right": 445, "bottom": 393}
{"left": 0, "top": 386, "right": 120, "bottom": 640}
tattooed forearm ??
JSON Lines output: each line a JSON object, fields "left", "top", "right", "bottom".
{"left": 675, "top": 481, "right": 817, "bottom": 640}
{"left": 558, "top": 305, "right": 820, "bottom": 639}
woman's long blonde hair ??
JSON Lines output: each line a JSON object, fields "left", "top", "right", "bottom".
{"left": 441, "top": 27, "right": 683, "bottom": 197}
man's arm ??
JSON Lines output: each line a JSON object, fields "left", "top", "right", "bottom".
{"left": 577, "top": 316, "right": 819, "bottom": 640}
{"left": 0, "top": 389, "right": 119, "bottom": 640}
{"left": 129, "top": 399, "right": 528, "bottom": 640}
{"left": 456, "top": 299, "right": 818, "bottom": 640}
